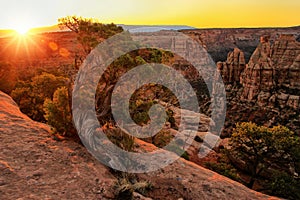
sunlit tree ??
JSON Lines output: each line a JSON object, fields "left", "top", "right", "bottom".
{"left": 228, "top": 122, "right": 300, "bottom": 189}
{"left": 44, "top": 87, "right": 76, "bottom": 136}
{"left": 11, "top": 73, "right": 68, "bottom": 121}
{"left": 0, "top": 62, "right": 17, "bottom": 94}
{"left": 58, "top": 16, "right": 123, "bottom": 55}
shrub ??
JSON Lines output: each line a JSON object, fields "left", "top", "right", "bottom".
{"left": 165, "top": 143, "right": 190, "bottom": 161}
{"left": 43, "top": 87, "right": 76, "bottom": 136}
{"left": 205, "top": 162, "right": 240, "bottom": 182}
{"left": 11, "top": 72, "right": 68, "bottom": 121}
{"left": 0, "top": 62, "right": 17, "bottom": 94}
{"left": 267, "top": 171, "right": 300, "bottom": 199}
{"left": 104, "top": 128, "right": 135, "bottom": 152}
{"left": 228, "top": 122, "right": 300, "bottom": 189}
{"left": 114, "top": 173, "right": 152, "bottom": 200}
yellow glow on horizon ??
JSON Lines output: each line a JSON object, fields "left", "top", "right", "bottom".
{"left": 0, "top": 0, "right": 299, "bottom": 30}
{"left": 9, "top": 19, "right": 34, "bottom": 36}
{"left": 15, "top": 27, "right": 30, "bottom": 35}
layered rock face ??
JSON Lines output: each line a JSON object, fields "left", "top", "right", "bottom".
{"left": 240, "top": 34, "right": 300, "bottom": 110}
{"left": 217, "top": 48, "right": 246, "bottom": 84}
{"left": 273, "top": 35, "right": 300, "bottom": 95}
{"left": 181, "top": 26, "right": 300, "bottom": 62}
{"left": 240, "top": 35, "right": 274, "bottom": 102}
{"left": 219, "top": 34, "right": 300, "bottom": 137}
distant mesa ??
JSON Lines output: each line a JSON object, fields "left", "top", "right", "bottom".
{"left": 118, "top": 25, "right": 196, "bottom": 33}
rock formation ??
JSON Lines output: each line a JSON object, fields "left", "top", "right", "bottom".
{"left": 181, "top": 26, "right": 300, "bottom": 62}
{"left": 240, "top": 34, "right": 300, "bottom": 110}
{"left": 272, "top": 34, "right": 300, "bottom": 97}
{"left": 218, "top": 34, "right": 300, "bottom": 137}
{"left": 0, "top": 91, "right": 278, "bottom": 199}
{"left": 0, "top": 91, "right": 117, "bottom": 199}
{"left": 240, "top": 35, "right": 274, "bottom": 102}
{"left": 217, "top": 48, "right": 246, "bottom": 84}
{"left": 216, "top": 34, "right": 300, "bottom": 110}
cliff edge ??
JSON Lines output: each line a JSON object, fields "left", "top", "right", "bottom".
{"left": 0, "top": 91, "right": 277, "bottom": 199}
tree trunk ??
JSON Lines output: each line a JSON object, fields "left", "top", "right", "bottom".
{"left": 247, "top": 176, "right": 255, "bottom": 189}
{"left": 248, "top": 163, "right": 258, "bottom": 189}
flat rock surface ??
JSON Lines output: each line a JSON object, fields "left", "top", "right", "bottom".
{"left": 135, "top": 139, "right": 279, "bottom": 200}
{"left": 0, "top": 92, "right": 117, "bottom": 199}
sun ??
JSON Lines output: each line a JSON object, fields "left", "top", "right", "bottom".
{"left": 16, "top": 27, "right": 29, "bottom": 35}
{"left": 14, "top": 25, "right": 31, "bottom": 36}
{"left": 3, "top": 18, "right": 41, "bottom": 59}
{"left": 10, "top": 20, "right": 34, "bottom": 36}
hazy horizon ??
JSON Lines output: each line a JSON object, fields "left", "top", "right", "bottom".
{"left": 0, "top": 23, "right": 299, "bottom": 34}
{"left": 1, "top": 0, "right": 299, "bottom": 32}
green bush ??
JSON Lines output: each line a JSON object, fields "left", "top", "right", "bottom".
{"left": 43, "top": 87, "right": 76, "bottom": 136}
{"left": 11, "top": 72, "right": 68, "bottom": 122}
{"left": 165, "top": 143, "right": 190, "bottom": 160}
{"left": 104, "top": 128, "right": 135, "bottom": 152}
{"left": 267, "top": 171, "right": 300, "bottom": 199}
{"left": 228, "top": 122, "right": 300, "bottom": 189}
{"left": 0, "top": 62, "right": 17, "bottom": 94}
{"left": 205, "top": 162, "right": 240, "bottom": 182}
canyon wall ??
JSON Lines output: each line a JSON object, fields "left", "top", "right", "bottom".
{"left": 240, "top": 34, "right": 300, "bottom": 110}
{"left": 218, "top": 34, "right": 300, "bottom": 136}
{"left": 181, "top": 26, "right": 300, "bottom": 62}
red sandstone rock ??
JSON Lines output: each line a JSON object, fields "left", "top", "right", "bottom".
{"left": 240, "top": 34, "right": 300, "bottom": 110}
{"left": 0, "top": 91, "right": 278, "bottom": 199}
{"left": 218, "top": 48, "right": 246, "bottom": 84}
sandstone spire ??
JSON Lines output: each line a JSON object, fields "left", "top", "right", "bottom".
{"left": 240, "top": 35, "right": 275, "bottom": 101}
{"left": 217, "top": 47, "right": 245, "bottom": 84}
{"left": 240, "top": 34, "right": 300, "bottom": 110}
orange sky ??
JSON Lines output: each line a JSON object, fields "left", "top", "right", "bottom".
{"left": 0, "top": 0, "right": 299, "bottom": 31}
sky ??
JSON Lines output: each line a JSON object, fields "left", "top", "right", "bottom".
{"left": 0, "top": 0, "right": 299, "bottom": 30}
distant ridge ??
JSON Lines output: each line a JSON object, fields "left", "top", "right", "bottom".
{"left": 119, "top": 25, "right": 196, "bottom": 32}
{"left": 0, "top": 24, "right": 299, "bottom": 36}
{"left": 30, "top": 25, "right": 62, "bottom": 33}
{"left": 32, "top": 24, "right": 196, "bottom": 33}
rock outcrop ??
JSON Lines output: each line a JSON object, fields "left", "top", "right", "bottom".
{"left": 240, "top": 34, "right": 300, "bottom": 110}
{"left": 240, "top": 35, "right": 274, "bottom": 101}
{"left": 134, "top": 138, "right": 278, "bottom": 200}
{"left": 272, "top": 34, "right": 300, "bottom": 96}
{"left": 0, "top": 91, "right": 278, "bottom": 199}
{"left": 217, "top": 48, "right": 246, "bottom": 84}
{"left": 181, "top": 26, "right": 300, "bottom": 63}
{"left": 218, "top": 34, "right": 300, "bottom": 137}
{"left": 0, "top": 91, "right": 117, "bottom": 199}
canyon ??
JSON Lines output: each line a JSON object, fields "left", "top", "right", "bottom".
{"left": 217, "top": 33, "right": 300, "bottom": 137}
{"left": 0, "top": 26, "right": 299, "bottom": 199}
